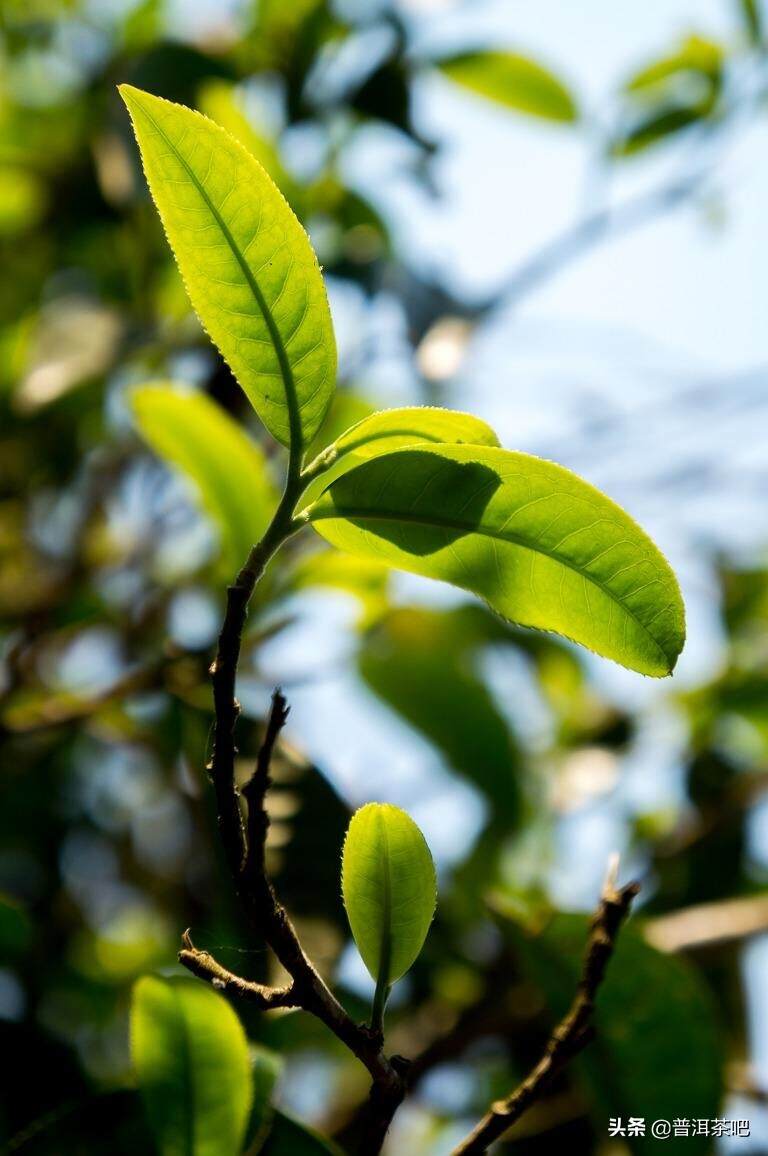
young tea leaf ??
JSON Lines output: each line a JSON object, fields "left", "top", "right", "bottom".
{"left": 302, "top": 406, "right": 499, "bottom": 506}
{"left": 438, "top": 51, "right": 578, "bottom": 123}
{"left": 120, "top": 85, "right": 336, "bottom": 450}
{"left": 132, "top": 385, "right": 278, "bottom": 570}
{"left": 342, "top": 803, "right": 436, "bottom": 1018}
{"left": 303, "top": 444, "right": 685, "bottom": 677}
{"left": 131, "top": 976, "right": 252, "bottom": 1156}
{"left": 332, "top": 406, "right": 499, "bottom": 455}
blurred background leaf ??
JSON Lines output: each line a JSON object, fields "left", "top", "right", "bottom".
{"left": 132, "top": 385, "right": 279, "bottom": 573}
{"left": 437, "top": 51, "right": 579, "bottom": 124}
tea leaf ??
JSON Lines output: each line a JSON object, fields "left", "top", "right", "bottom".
{"left": 302, "top": 405, "right": 499, "bottom": 505}
{"left": 342, "top": 803, "right": 436, "bottom": 997}
{"left": 120, "top": 86, "right": 336, "bottom": 450}
{"left": 131, "top": 976, "right": 252, "bottom": 1156}
{"left": 304, "top": 444, "right": 685, "bottom": 676}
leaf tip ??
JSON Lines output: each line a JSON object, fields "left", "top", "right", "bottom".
{"left": 117, "top": 82, "right": 142, "bottom": 111}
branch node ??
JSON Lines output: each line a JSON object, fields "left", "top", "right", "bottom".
{"left": 201, "top": 671, "right": 406, "bottom": 1155}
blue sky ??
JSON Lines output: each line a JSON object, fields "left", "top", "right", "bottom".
{"left": 385, "top": 0, "right": 766, "bottom": 370}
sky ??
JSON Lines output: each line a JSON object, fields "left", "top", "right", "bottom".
{"left": 387, "top": 0, "right": 767, "bottom": 370}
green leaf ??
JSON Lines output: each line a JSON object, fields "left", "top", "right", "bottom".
{"left": 332, "top": 407, "right": 499, "bottom": 456}
{"left": 611, "top": 105, "right": 709, "bottom": 158}
{"left": 342, "top": 803, "right": 436, "bottom": 1002}
{"left": 131, "top": 975, "right": 253, "bottom": 1156}
{"left": 131, "top": 385, "right": 278, "bottom": 571}
{"left": 120, "top": 85, "right": 336, "bottom": 450}
{"left": 261, "top": 1112, "right": 343, "bottom": 1155}
{"left": 506, "top": 912, "right": 723, "bottom": 1149}
{"left": 197, "top": 81, "right": 301, "bottom": 209}
{"left": 438, "top": 51, "right": 578, "bottom": 123}
{"left": 302, "top": 406, "right": 500, "bottom": 506}
{"left": 624, "top": 35, "right": 723, "bottom": 96}
{"left": 359, "top": 608, "right": 522, "bottom": 824}
{"left": 613, "top": 36, "right": 723, "bottom": 157}
{"left": 303, "top": 445, "right": 685, "bottom": 677}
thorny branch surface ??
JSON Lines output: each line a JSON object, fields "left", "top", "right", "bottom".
{"left": 449, "top": 862, "right": 639, "bottom": 1156}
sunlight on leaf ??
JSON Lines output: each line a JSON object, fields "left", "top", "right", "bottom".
{"left": 342, "top": 803, "right": 436, "bottom": 996}
{"left": 304, "top": 391, "right": 376, "bottom": 462}
{"left": 304, "top": 445, "right": 685, "bottom": 676}
{"left": 131, "top": 975, "right": 252, "bottom": 1156}
{"left": 302, "top": 406, "right": 499, "bottom": 506}
{"left": 624, "top": 35, "right": 723, "bottom": 95}
{"left": 197, "top": 80, "right": 300, "bottom": 207}
{"left": 613, "top": 35, "right": 722, "bottom": 157}
{"left": 120, "top": 85, "right": 336, "bottom": 449}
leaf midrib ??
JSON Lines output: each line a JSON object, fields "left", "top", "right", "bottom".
{"left": 308, "top": 504, "right": 673, "bottom": 667}
{"left": 137, "top": 99, "right": 302, "bottom": 451}
{"left": 377, "top": 808, "right": 393, "bottom": 988}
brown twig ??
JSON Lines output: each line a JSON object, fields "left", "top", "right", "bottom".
{"left": 240, "top": 686, "right": 290, "bottom": 881}
{"left": 207, "top": 559, "right": 262, "bottom": 881}
{"left": 179, "top": 929, "right": 297, "bottom": 1009}
{"left": 181, "top": 681, "right": 407, "bottom": 1153}
{"left": 450, "top": 859, "right": 639, "bottom": 1156}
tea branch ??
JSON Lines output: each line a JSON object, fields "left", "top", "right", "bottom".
{"left": 449, "top": 861, "right": 639, "bottom": 1156}
{"left": 183, "top": 634, "right": 407, "bottom": 1151}
{"left": 179, "top": 454, "right": 637, "bottom": 1156}
{"left": 179, "top": 930, "right": 296, "bottom": 1009}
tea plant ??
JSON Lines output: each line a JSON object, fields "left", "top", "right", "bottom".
{"left": 121, "top": 85, "right": 685, "bottom": 1155}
